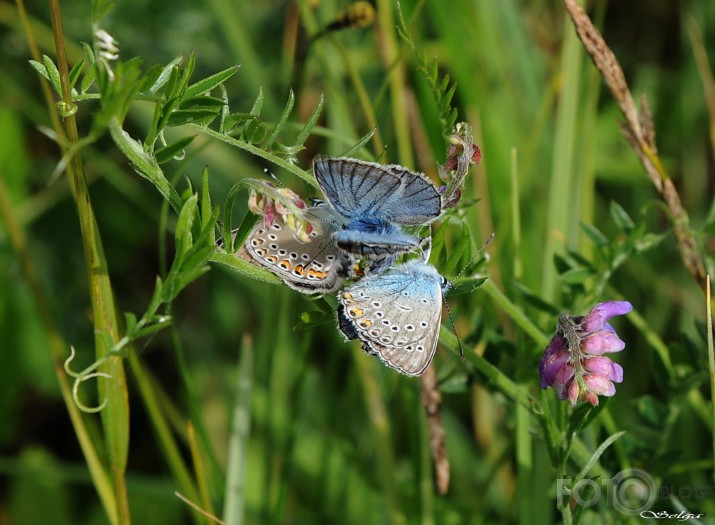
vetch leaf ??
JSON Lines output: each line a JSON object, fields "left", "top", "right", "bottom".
{"left": 581, "top": 222, "right": 609, "bottom": 248}
{"left": 155, "top": 135, "right": 196, "bottom": 164}
{"left": 184, "top": 65, "right": 240, "bottom": 99}
{"left": 250, "top": 87, "right": 264, "bottom": 117}
{"left": 262, "top": 89, "right": 294, "bottom": 150}
{"left": 167, "top": 108, "right": 221, "bottom": 127}
{"left": 200, "top": 166, "right": 212, "bottom": 229}
{"left": 144, "top": 56, "right": 183, "bottom": 96}
{"left": 42, "top": 55, "right": 63, "bottom": 98}
{"left": 108, "top": 119, "right": 181, "bottom": 212}
{"left": 210, "top": 251, "right": 283, "bottom": 286}
{"left": 339, "top": 127, "right": 376, "bottom": 157}
{"left": 80, "top": 64, "right": 97, "bottom": 94}
{"left": 445, "top": 277, "right": 488, "bottom": 297}
{"left": 29, "top": 60, "right": 51, "bottom": 82}
{"left": 633, "top": 232, "right": 668, "bottom": 253}
{"left": 178, "top": 96, "right": 226, "bottom": 110}
{"left": 511, "top": 282, "right": 561, "bottom": 315}
{"left": 610, "top": 201, "right": 635, "bottom": 233}
{"left": 175, "top": 194, "right": 199, "bottom": 261}
{"left": 559, "top": 268, "right": 595, "bottom": 285}
{"left": 243, "top": 119, "right": 267, "bottom": 143}
{"left": 69, "top": 59, "right": 86, "bottom": 89}
{"left": 292, "top": 92, "right": 324, "bottom": 147}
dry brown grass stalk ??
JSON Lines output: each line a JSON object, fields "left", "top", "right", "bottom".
{"left": 421, "top": 365, "right": 450, "bottom": 494}
{"left": 563, "top": 0, "right": 707, "bottom": 291}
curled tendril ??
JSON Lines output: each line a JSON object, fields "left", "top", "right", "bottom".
{"left": 64, "top": 346, "right": 113, "bottom": 413}
{"left": 57, "top": 101, "right": 79, "bottom": 117}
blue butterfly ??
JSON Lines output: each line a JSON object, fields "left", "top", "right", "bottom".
{"left": 313, "top": 157, "right": 441, "bottom": 270}
{"left": 337, "top": 260, "right": 446, "bottom": 376}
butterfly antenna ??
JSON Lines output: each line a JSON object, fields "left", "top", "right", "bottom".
{"left": 442, "top": 295, "right": 464, "bottom": 361}
{"left": 452, "top": 232, "right": 495, "bottom": 283}
{"left": 442, "top": 233, "right": 494, "bottom": 363}
{"left": 263, "top": 168, "right": 283, "bottom": 186}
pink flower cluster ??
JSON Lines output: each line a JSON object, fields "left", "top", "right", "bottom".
{"left": 539, "top": 301, "right": 633, "bottom": 406}
{"left": 248, "top": 182, "right": 314, "bottom": 242}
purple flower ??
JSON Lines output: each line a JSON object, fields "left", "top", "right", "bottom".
{"left": 539, "top": 301, "right": 632, "bottom": 406}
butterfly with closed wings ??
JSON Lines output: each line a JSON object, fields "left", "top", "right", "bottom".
{"left": 238, "top": 203, "right": 351, "bottom": 294}
{"left": 337, "top": 259, "right": 447, "bottom": 377}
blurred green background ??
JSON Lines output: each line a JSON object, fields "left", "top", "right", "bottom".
{"left": 0, "top": 0, "right": 714, "bottom": 523}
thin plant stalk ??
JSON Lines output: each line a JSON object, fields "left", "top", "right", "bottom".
{"left": 0, "top": 175, "right": 118, "bottom": 523}
{"left": 375, "top": 0, "right": 413, "bottom": 167}
{"left": 49, "top": 0, "right": 131, "bottom": 522}
{"left": 707, "top": 277, "right": 715, "bottom": 487}
{"left": 563, "top": 0, "right": 707, "bottom": 292}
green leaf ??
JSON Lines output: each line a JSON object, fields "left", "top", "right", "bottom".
{"left": 124, "top": 312, "right": 137, "bottom": 334}
{"left": 242, "top": 119, "right": 267, "bottom": 143}
{"left": 511, "top": 281, "right": 561, "bottom": 315}
{"left": 167, "top": 108, "right": 221, "bottom": 127}
{"left": 163, "top": 65, "right": 181, "bottom": 101}
{"left": 553, "top": 253, "right": 573, "bottom": 274}
{"left": 155, "top": 135, "right": 196, "bottom": 164}
{"left": 567, "top": 401, "right": 608, "bottom": 445}
{"left": 445, "top": 277, "right": 488, "bottom": 297}
{"left": 633, "top": 232, "right": 668, "bottom": 252}
{"left": 175, "top": 52, "right": 196, "bottom": 99}
{"left": 222, "top": 182, "right": 245, "bottom": 250}
{"left": 566, "top": 250, "right": 596, "bottom": 271}
{"left": 262, "top": 89, "right": 294, "bottom": 150}
{"left": 108, "top": 119, "right": 182, "bottom": 212}
{"left": 439, "top": 374, "right": 469, "bottom": 393}
{"left": 144, "top": 56, "right": 183, "bottom": 96}
{"left": 146, "top": 276, "right": 164, "bottom": 316}
{"left": 184, "top": 65, "right": 240, "bottom": 99}
{"left": 227, "top": 213, "right": 257, "bottom": 254}
{"left": 175, "top": 266, "right": 211, "bottom": 294}
{"left": 610, "top": 241, "right": 632, "bottom": 269}
{"left": 175, "top": 194, "right": 198, "bottom": 261}
{"left": 179, "top": 96, "right": 226, "bottom": 110}
{"left": 133, "top": 316, "right": 173, "bottom": 338}
{"left": 210, "top": 251, "right": 283, "bottom": 287}
{"left": 139, "top": 64, "right": 164, "bottom": 94}
{"left": 559, "top": 268, "right": 595, "bottom": 285}
{"left": 200, "top": 166, "right": 212, "bottom": 229}
{"left": 82, "top": 41, "right": 95, "bottom": 65}
{"left": 250, "top": 87, "right": 264, "bottom": 116}
{"left": 609, "top": 200, "right": 635, "bottom": 233}
{"left": 339, "top": 127, "right": 376, "bottom": 157}
{"left": 223, "top": 112, "right": 252, "bottom": 133}
{"left": 29, "top": 60, "right": 50, "bottom": 82}
{"left": 156, "top": 96, "right": 183, "bottom": 133}
{"left": 581, "top": 222, "right": 609, "bottom": 248}
{"left": 80, "top": 64, "right": 96, "bottom": 94}
{"left": 69, "top": 59, "right": 86, "bottom": 89}
{"left": 574, "top": 430, "right": 626, "bottom": 484}
{"left": 41, "top": 55, "right": 63, "bottom": 98}
{"left": 292, "top": 92, "right": 324, "bottom": 147}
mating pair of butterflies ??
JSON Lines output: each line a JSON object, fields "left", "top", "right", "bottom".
{"left": 240, "top": 157, "right": 449, "bottom": 377}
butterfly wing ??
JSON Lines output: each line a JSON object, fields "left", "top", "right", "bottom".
{"left": 240, "top": 206, "right": 349, "bottom": 294}
{"left": 314, "top": 157, "right": 442, "bottom": 225}
{"left": 338, "top": 262, "right": 443, "bottom": 376}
